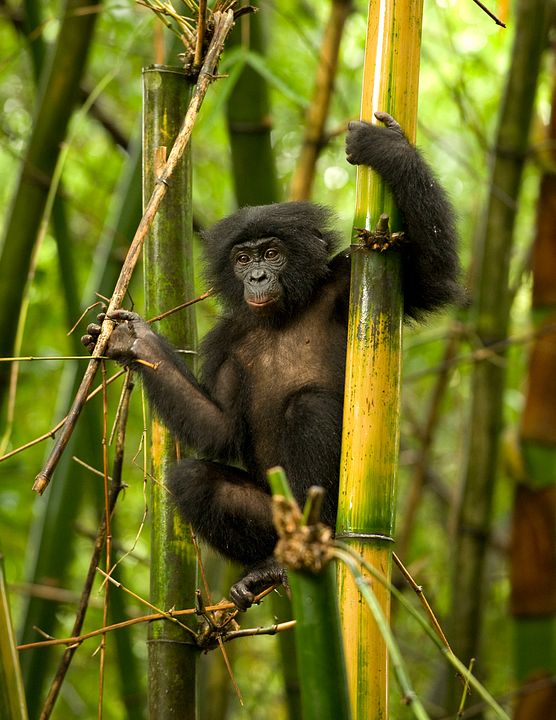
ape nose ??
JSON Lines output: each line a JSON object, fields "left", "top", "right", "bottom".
{"left": 250, "top": 268, "right": 268, "bottom": 283}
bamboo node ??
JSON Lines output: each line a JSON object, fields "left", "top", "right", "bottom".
{"left": 272, "top": 495, "right": 333, "bottom": 573}
{"left": 354, "top": 217, "right": 405, "bottom": 252}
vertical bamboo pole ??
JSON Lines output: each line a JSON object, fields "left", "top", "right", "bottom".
{"left": 226, "top": 2, "right": 278, "bottom": 207}
{"left": 336, "top": 1, "right": 423, "bottom": 717}
{"left": 143, "top": 65, "right": 198, "bottom": 719}
{"left": 449, "top": 3, "right": 551, "bottom": 706}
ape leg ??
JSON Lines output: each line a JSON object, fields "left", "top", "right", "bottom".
{"left": 168, "top": 459, "right": 277, "bottom": 564}
{"left": 168, "top": 459, "right": 284, "bottom": 609}
{"left": 279, "top": 389, "right": 343, "bottom": 527}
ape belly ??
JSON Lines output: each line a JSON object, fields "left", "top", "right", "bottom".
{"left": 234, "top": 313, "right": 346, "bottom": 522}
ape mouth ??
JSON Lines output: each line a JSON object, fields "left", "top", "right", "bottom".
{"left": 246, "top": 297, "right": 279, "bottom": 313}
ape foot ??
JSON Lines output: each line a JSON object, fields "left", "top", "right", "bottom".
{"left": 229, "top": 560, "right": 288, "bottom": 611}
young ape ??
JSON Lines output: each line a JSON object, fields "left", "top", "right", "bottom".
{"left": 83, "top": 113, "right": 460, "bottom": 610}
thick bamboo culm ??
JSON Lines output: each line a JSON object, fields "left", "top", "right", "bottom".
{"left": 143, "top": 65, "right": 199, "bottom": 718}
{"left": 336, "top": 1, "right": 424, "bottom": 717}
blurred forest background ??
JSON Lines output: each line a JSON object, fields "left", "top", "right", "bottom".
{"left": 0, "top": 0, "right": 555, "bottom": 718}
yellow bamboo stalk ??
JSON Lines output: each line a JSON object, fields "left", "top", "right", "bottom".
{"left": 337, "top": 1, "right": 424, "bottom": 717}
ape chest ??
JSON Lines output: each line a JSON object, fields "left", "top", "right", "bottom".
{"left": 236, "top": 321, "right": 342, "bottom": 409}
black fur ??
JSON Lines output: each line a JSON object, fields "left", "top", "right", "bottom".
{"left": 82, "top": 114, "right": 460, "bottom": 610}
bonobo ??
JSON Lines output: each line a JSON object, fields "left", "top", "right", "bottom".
{"left": 82, "top": 113, "right": 460, "bottom": 610}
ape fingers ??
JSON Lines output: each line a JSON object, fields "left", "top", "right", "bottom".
{"left": 81, "top": 334, "right": 97, "bottom": 354}
{"left": 81, "top": 321, "right": 102, "bottom": 355}
{"left": 374, "top": 111, "right": 403, "bottom": 135}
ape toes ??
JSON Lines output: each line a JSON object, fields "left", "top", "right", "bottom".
{"left": 229, "top": 581, "right": 256, "bottom": 612}
{"left": 229, "top": 562, "right": 288, "bottom": 611}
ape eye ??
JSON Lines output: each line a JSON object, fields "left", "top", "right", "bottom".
{"left": 264, "top": 248, "right": 279, "bottom": 260}
{"left": 236, "top": 253, "right": 251, "bottom": 265}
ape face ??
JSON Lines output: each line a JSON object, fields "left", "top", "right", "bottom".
{"left": 231, "top": 237, "right": 287, "bottom": 314}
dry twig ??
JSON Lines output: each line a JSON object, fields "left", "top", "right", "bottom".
{"left": 33, "top": 10, "right": 235, "bottom": 495}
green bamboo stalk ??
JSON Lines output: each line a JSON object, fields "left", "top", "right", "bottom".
{"left": 268, "top": 467, "right": 351, "bottom": 720}
{"left": 0, "top": 555, "right": 28, "bottom": 720}
{"left": 143, "top": 65, "right": 199, "bottom": 719}
{"left": 0, "top": 0, "right": 100, "bottom": 410}
{"left": 449, "top": 0, "right": 552, "bottom": 706}
{"left": 22, "top": 0, "right": 46, "bottom": 77}
{"left": 334, "top": 549, "right": 429, "bottom": 720}
{"left": 226, "top": 3, "right": 278, "bottom": 207}
{"left": 336, "top": 1, "right": 423, "bottom": 717}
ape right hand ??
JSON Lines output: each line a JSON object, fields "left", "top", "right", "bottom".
{"left": 81, "top": 310, "right": 154, "bottom": 363}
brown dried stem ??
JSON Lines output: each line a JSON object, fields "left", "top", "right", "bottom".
{"left": 147, "top": 287, "right": 214, "bottom": 324}
{"left": 471, "top": 0, "right": 506, "bottom": 27}
{"left": 392, "top": 552, "right": 454, "bottom": 654}
{"left": 33, "top": 10, "right": 235, "bottom": 495}
{"left": 20, "top": 586, "right": 279, "bottom": 653}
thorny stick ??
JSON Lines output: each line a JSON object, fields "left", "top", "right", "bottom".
{"left": 96, "top": 568, "right": 196, "bottom": 637}
{"left": 147, "top": 287, "right": 214, "bottom": 324}
{"left": 33, "top": 10, "right": 235, "bottom": 495}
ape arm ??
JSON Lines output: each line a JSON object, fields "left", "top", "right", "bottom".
{"left": 82, "top": 311, "right": 238, "bottom": 455}
{"left": 346, "top": 112, "right": 461, "bottom": 319}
